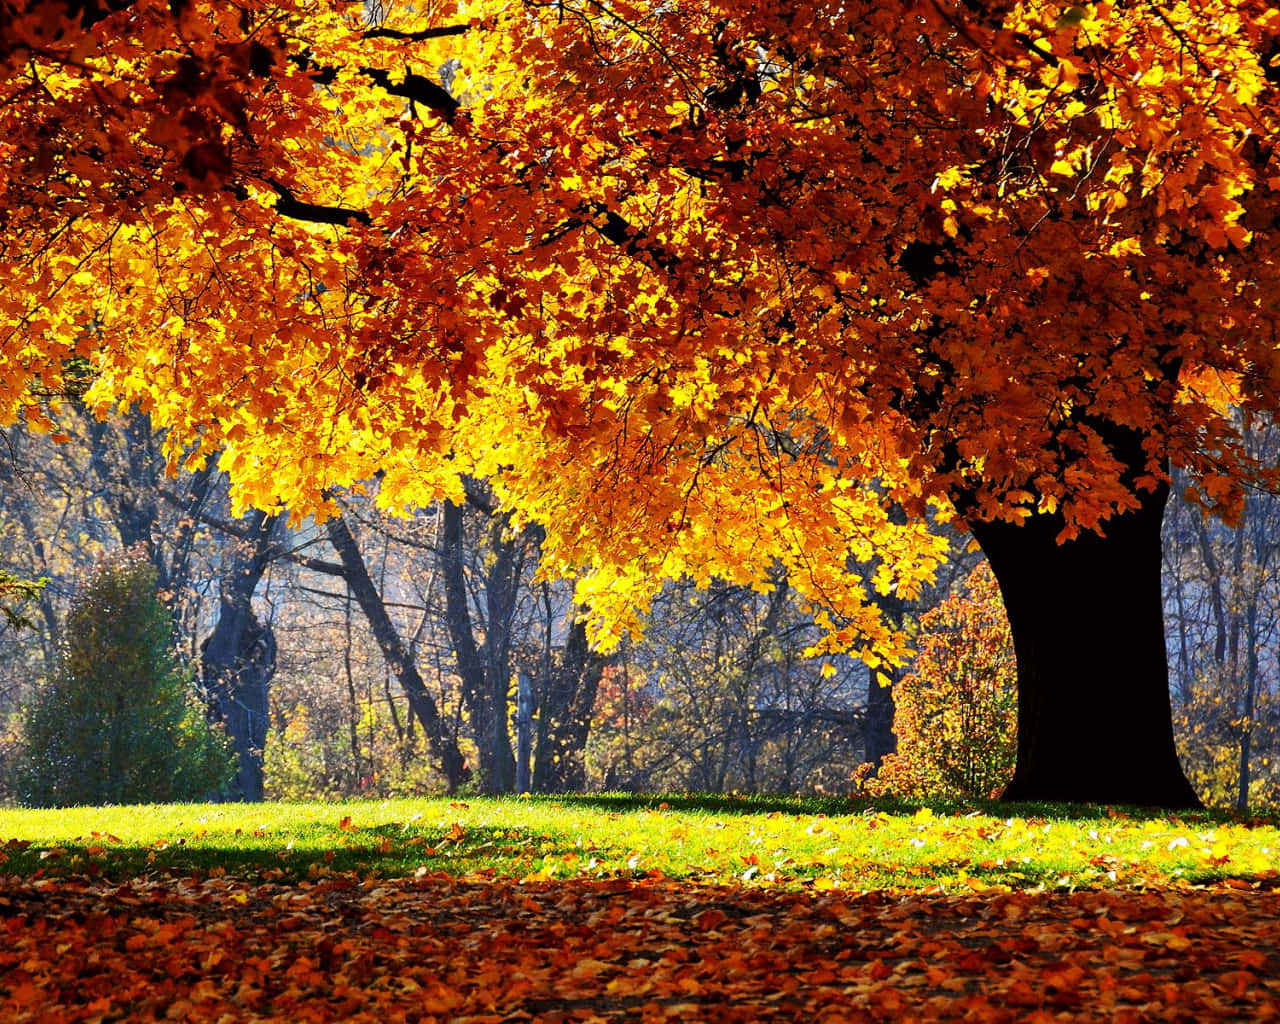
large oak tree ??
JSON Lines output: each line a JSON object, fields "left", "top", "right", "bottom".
{"left": 5, "top": 0, "right": 1280, "bottom": 804}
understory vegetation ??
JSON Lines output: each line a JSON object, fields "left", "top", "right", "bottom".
{"left": 2, "top": 412, "right": 1278, "bottom": 812}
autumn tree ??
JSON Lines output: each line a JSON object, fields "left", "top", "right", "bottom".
{"left": 6, "top": 0, "right": 1280, "bottom": 805}
{"left": 864, "top": 564, "right": 1018, "bottom": 801}
{"left": 859, "top": 529, "right": 984, "bottom": 776}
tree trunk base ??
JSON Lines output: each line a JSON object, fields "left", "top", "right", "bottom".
{"left": 969, "top": 479, "right": 1202, "bottom": 811}
{"left": 999, "top": 770, "right": 1201, "bottom": 809}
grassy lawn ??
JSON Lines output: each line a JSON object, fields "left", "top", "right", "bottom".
{"left": 1, "top": 794, "right": 1277, "bottom": 892}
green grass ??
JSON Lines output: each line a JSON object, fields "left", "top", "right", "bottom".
{"left": 0, "top": 794, "right": 1277, "bottom": 892}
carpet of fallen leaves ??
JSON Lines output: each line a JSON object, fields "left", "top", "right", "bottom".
{"left": 2, "top": 873, "right": 1279, "bottom": 1023}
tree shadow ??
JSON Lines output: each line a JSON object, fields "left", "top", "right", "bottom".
{"left": 524, "top": 792, "right": 1260, "bottom": 824}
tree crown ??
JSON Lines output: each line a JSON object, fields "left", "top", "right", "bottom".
{"left": 4, "top": 0, "right": 1280, "bottom": 656}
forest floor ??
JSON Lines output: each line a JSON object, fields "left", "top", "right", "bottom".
{"left": 1, "top": 796, "right": 1278, "bottom": 1021}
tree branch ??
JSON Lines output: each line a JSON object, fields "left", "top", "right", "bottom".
{"left": 359, "top": 66, "right": 459, "bottom": 121}
{"left": 364, "top": 25, "right": 469, "bottom": 42}
{"left": 285, "top": 552, "right": 347, "bottom": 577}
{"left": 587, "top": 202, "right": 679, "bottom": 273}
{"left": 269, "top": 179, "right": 370, "bottom": 226}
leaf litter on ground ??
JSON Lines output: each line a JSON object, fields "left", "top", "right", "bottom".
{"left": 1, "top": 796, "right": 1279, "bottom": 1020}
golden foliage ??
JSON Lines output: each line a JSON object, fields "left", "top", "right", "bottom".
{"left": 4, "top": 0, "right": 1280, "bottom": 657}
{"left": 862, "top": 564, "right": 1017, "bottom": 800}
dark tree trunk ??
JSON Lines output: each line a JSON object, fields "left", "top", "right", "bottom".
{"left": 324, "top": 515, "right": 470, "bottom": 792}
{"left": 440, "top": 500, "right": 519, "bottom": 794}
{"left": 201, "top": 510, "right": 278, "bottom": 802}
{"left": 532, "top": 617, "right": 609, "bottom": 793}
{"left": 1237, "top": 599, "right": 1260, "bottom": 812}
{"left": 864, "top": 668, "right": 897, "bottom": 768}
{"left": 203, "top": 616, "right": 275, "bottom": 802}
{"left": 516, "top": 670, "right": 534, "bottom": 794}
{"left": 968, "top": 480, "right": 1201, "bottom": 808}
{"left": 88, "top": 412, "right": 161, "bottom": 566}
{"left": 864, "top": 590, "right": 905, "bottom": 771}
{"left": 481, "top": 513, "right": 522, "bottom": 793}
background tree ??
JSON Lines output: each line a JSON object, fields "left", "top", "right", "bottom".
{"left": 316, "top": 510, "right": 470, "bottom": 791}
{"left": 587, "top": 576, "right": 867, "bottom": 794}
{"left": 438, "top": 484, "right": 611, "bottom": 795}
{"left": 200, "top": 509, "right": 279, "bottom": 802}
{"left": 529, "top": 611, "right": 611, "bottom": 794}
{"left": 1164, "top": 416, "right": 1280, "bottom": 810}
{"left": 0, "top": 406, "right": 291, "bottom": 800}
{"left": 14, "top": 552, "right": 231, "bottom": 807}
{"left": 273, "top": 488, "right": 614, "bottom": 797}
{"left": 862, "top": 564, "right": 1017, "bottom": 801}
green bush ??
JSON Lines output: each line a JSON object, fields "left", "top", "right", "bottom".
{"left": 14, "top": 552, "right": 232, "bottom": 807}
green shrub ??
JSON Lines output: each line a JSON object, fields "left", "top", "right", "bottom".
{"left": 14, "top": 552, "right": 232, "bottom": 806}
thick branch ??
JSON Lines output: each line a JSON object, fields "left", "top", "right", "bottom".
{"left": 587, "top": 203, "right": 679, "bottom": 273}
{"left": 364, "top": 25, "right": 469, "bottom": 42}
{"left": 270, "top": 180, "right": 370, "bottom": 226}
{"left": 359, "top": 66, "right": 459, "bottom": 121}
{"left": 285, "top": 552, "right": 346, "bottom": 577}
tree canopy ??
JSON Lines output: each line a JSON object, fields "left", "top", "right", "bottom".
{"left": 4, "top": 0, "right": 1280, "bottom": 669}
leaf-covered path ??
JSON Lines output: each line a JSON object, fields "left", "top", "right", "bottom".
{"left": 3, "top": 875, "right": 1278, "bottom": 1022}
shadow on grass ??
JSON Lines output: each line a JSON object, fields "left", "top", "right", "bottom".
{"left": 531, "top": 792, "right": 1266, "bottom": 826}
{"left": 0, "top": 823, "right": 603, "bottom": 883}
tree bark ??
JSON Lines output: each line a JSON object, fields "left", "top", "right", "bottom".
{"left": 201, "top": 510, "right": 277, "bottom": 802}
{"left": 324, "top": 515, "right": 470, "bottom": 792}
{"left": 968, "top": 480, "right": 1202, "bottom": 808}
{"left": 1237, "top": 598, "right": 1259, "bottom": 812}
{"left": 864, "top": 590, "right": 905, "bottom": 771}
{"left": 531, "top": 617, "right": 609, "bottom": 793}
{"left": 864, "top": 668, "right": 897, "bottom": 768}
{"left": 440, "top": 500, "right": 518, "bottom": 793}
{"left": 516, "top": 670, "right": 534, "bottom": 794}
{"left": 481, "top": 512, "right": 522, "bottom": 792}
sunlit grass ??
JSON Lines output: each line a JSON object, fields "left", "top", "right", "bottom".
{"left": 0, "top": 794, "right": 1276, "bottom": 892}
